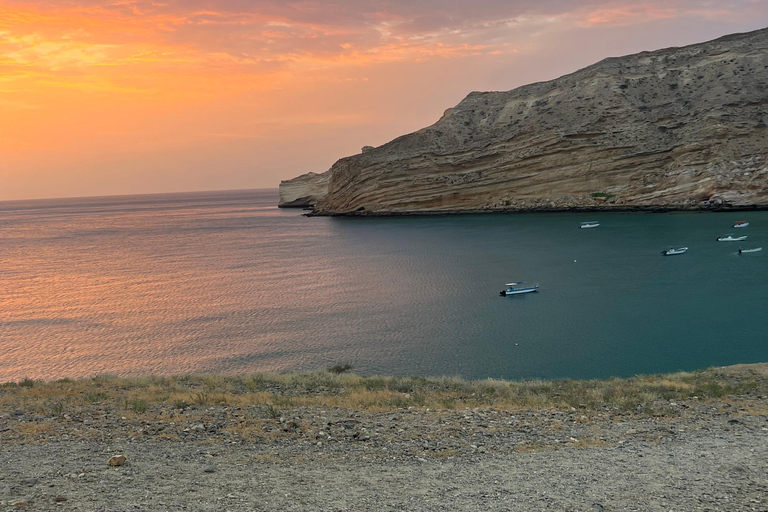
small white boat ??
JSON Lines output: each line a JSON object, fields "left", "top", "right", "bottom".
{"left": 580, "top": 221, "right": 599, "bottom": 229}
{"left": 733, "top": 221, "right": 749, "bottom": 228}
{"left": 662, "top": 247, "right": 688, "bottom": 256}
{"left": 738, "top": 247, "right": 762, "bottom": 254}
{"left": 500, "top": 281, "right": 539, "bottom": 296}
{"left": 717, "top": 234, "right": 747, "bottom": 242}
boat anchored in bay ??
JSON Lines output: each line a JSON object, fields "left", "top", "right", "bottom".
{"left": 662, "top": 247, "right": 688, "bottom": 256}
{"left": 738, "top": 247, "right": 762, "bottom": 254}
{"left": 733, "top": 221, "right": 749, "bottom": 228}
{"left": 500, "top": 281, "right": 539, "bottom": 296}
{"left": 717, "top": 234, "right": 747, "bottom": 242}
{"left": 580, "top": 221, "right": 599, "bottom": 229}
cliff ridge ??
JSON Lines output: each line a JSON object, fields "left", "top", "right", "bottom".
{"left": 282, "top": 28, "right": 768, "bottom": 215}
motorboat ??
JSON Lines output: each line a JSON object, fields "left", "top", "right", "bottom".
{"left": 717, "top": 234, "right": 747, "bottom": 242}
{"left": 500, "top": 281, "right": 539, "bottom": 296}
{"left": 738, "top": 247, "right": 762, "bottom": 254}
{"left": 579, "top": 221, "right": 599, "bottom": 229}
{"left": 662, "top": 247, "right": 688, "bottom": 256}
{"left": 733, "top": 221, "right": 749, "bottom": 228}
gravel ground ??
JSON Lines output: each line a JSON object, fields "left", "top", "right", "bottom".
{"left": 2, "top": 395, "right": 767, "bottom": 511}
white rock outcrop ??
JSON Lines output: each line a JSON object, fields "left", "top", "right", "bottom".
{"left": 278, "top": 172, "right": 330, "bottom": 208}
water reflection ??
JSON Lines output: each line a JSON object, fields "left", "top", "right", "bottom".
{"left": 1, "top": 190, "right": 767, "bottom": 382}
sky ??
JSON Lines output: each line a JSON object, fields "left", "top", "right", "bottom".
{"left": 1, "top": 1, "right": 767, "bottom": 200}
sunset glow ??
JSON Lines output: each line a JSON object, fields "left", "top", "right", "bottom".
{"left": 2, "top": 0, "right": 767, "bottom": 200}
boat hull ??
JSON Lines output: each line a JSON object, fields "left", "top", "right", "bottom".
{"left": 500, "top": 287, "right": 539, "bottom": 296}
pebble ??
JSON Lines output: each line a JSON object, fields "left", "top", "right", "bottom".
{"left": 108, "top": 455, "right": 127, "bottom": 467}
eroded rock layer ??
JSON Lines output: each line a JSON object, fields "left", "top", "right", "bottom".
{"left": 287, "top": 28, "right": 768, "bottom": 215}
{"left": 278, "top": 172, "right": 330, "bottom": 207}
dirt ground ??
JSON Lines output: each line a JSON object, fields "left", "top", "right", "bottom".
{"left": 2, "top": 391, "right": 767, "bottom": 511}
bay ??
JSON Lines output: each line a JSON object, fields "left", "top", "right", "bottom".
{"left": 0, "top": 189, "right": 766, "bottom": 382}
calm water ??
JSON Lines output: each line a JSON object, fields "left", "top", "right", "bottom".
{"left": 1, "top": 189, "right": 766, "bottom": 382}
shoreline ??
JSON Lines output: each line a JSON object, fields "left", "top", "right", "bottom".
{"left": 297, "top": 204, "right": 768, "bottom": 217}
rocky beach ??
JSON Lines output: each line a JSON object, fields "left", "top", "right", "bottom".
{"left": 1, "top": 365, "right": 766, "bottom": 511}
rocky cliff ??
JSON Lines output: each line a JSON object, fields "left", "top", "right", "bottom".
{"left": 284, "top": 28, "right": 768, "bottom": 215}
{"left": 278, "top": 172, "right": 329, "bottom": 207}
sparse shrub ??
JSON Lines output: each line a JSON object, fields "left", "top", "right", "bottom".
{"left": 478, "top": 379, "right": 513, "bottom": 398}
{"left": 193, "top": 392, "right": 211, "bottom": 405}
{"left": 617, "top": 397, "right": 642, "bottom": 412}
{"left": 131, "top": 400, "right": 148, "bottom": 413}
{"left": 19, "top": 378, "right": 35, "bottom": 388}
{"left": 82, "top": 391, "right": 108, "bottom": 403}
{"left": 365, "top": 377, "right": 387, "bottom": 390}
{"left": 388, "top": 395, "right": 409, "bottom": 408}
{"left": 265, "top": 405, "right": 281, "bottom": 419}
{"left": 245, "top": 375, "right": 264, "bottom": 391}
{"left": 327, "top": 363, "right": 354, "bottom": 374}
{"left": 173, "top": 399, "right": 189, "bottom": 410}
{"left": 90, "top": 373, "right": 118, "bottom": 384}
{"left": 697, "top": 381, "right": 732, "bottom": 398}
{"left": 270, "top": 394, "right": 294, "bottom": 407}
{"left": 388, "top": 379, "right": 414, "bottom": 393}
{"left": 439, "top": 398, "right": 456, "bottom": 410}
{"left": 50, "top": 402, "right": 64, "bottom": 416}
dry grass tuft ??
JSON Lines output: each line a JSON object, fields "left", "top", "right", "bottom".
{"left": 0, "top": 365, "right": 765, "bottom": 429}
{"left": 514, "top": 442, "right": 549, "bottom": 453}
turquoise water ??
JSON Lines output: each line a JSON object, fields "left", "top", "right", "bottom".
{"left": 0, "top": 189, "right": 766, "bottom": 382}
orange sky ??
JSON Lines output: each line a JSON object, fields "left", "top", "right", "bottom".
{"left": 1, "top": 0, "right": 767, "bottom": 200}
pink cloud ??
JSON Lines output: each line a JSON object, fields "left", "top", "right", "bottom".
{"left": 579, "top": 4, "right": 680, "bottom": 26}
{"left": 3, "top": 0, "right": 768, "bottom": 200}
{"left": 8, "top": 1, "right": 768, "bottom": 66}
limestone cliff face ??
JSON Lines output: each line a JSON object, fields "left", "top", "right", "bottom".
{"left": 298, "top": 28, "right": 768, "bottom": 215}
{"left": 278, "top": 172, "right": 330, "bottom": 207}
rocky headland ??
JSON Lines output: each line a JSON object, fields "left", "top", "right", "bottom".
{"left": 279, "top": 28, "right": 768, "bottom": 215}
{"left": 277, "top": 172, "right": 329, "bottom": 208}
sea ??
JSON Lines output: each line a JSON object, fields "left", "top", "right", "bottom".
{"left": 1, "top": 189, "right": 766, "bottom": 383}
